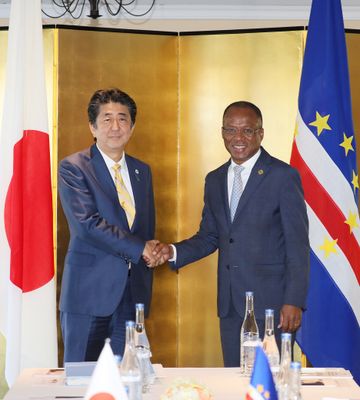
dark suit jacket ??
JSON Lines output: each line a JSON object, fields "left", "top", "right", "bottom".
{"left": 58, "top": 144, "right": 155, "bottom": 318}
{"left": 173, "top": 148, "right": 309, "bottom": 319}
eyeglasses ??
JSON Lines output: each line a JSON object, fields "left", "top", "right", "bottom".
{"left": 221, "top": 126, "right": 262, "bottom": 138}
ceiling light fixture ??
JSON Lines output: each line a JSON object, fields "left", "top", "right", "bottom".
{"left": 42, "top": 0, "right": 156, "bottom": 20}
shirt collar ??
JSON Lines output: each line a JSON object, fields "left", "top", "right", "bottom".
{"left": 96, "top": 144, "right": 127, "bottom": 171}
{"left": 230, "top": 148, "right": 261, "bottom": 171}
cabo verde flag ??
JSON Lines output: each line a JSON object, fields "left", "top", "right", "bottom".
{"left": 0, "top": 0, "right": 57, "bottom": 386}
{"left": 245, "top": 347, "right": 278, "bottom": 400}
{"left": 290, "top": 0, "right": 360, "bottom": 384}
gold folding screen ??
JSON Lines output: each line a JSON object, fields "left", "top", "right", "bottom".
{"left": 1, "top": 26, "right": 358, "bottom": 371}
{"left": 54, "top": 26, "right": 360, "bottom": 367}
{"left": 347, "top": 33, "right": 360, "bottom": 193}
{"left": 177, "top": 30, "right": 304, "bottom": 366}
{"left": 56, "top": 28, "right": 179, "bottom": 366}
{"left": 56, "top": 27, "right": 307, "bottom": 367}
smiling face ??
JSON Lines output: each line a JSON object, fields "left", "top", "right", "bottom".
{"left": 89, "top": 102, "right": 134, "bottom": 162}
{"left": 222, "top": 106, "right": 264, "bottom": 165}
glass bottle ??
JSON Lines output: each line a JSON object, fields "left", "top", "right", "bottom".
{"left": 135, "top": 304, "right": 150, "bottom": 347}
{"left": 240, "top": 291, "right": 259, "bottom": 375}
{"left": 134, "top": 303, "right": 156, "bottom": 392}
{"left": 262, "top": 309, "right": 280, "bottom": 371}
{"left": 120, "top": 321, "right": 142, "bottom": 400}
{"left": 277, "top": 332, "right": 292, "bottom": 399}
{"left": 289, "top": 361, "right": 302, "bottom": 400}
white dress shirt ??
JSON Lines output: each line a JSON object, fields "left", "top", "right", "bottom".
{"left": 227, "top": 148, "right": 261, "bottom": 206}
{"left": 96, "top": 144, "right": 135, "bottom": 206}
{"left": 97, "top": 145, "right": 135, "bottom": 269}
{"left": 170, "top": 149, "right": 262, "bottom": 262}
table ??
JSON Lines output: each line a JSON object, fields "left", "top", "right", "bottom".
{"left": 4, "top": 366, "right": 360, "bottom": 400}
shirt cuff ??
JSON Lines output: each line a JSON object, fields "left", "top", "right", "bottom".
{"left": 169, "top": 244, "right": 177, "bottom": 262}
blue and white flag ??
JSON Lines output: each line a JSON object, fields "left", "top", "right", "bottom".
{"left": 290, "top": 0, "right": 360, "bottom": 384}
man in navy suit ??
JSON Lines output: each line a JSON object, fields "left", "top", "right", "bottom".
{"left": 152, "top": 101, "right": 310, "bottom": 367}
{"left": 59, "top": 88, "right": 157, "bottom": 362}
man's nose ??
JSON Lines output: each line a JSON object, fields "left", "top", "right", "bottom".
{"left": 111, "top": 119, "right": 120, "bottom": 130}
{"left": 232, "top": 129, "right": 247, "bottom": 139}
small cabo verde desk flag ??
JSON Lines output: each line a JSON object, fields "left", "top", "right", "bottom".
{"left": 290, "top": 0, "right": 360, "bottom": 385}
{"left": 245, "top": 347, "right": 278, "bottom": 400}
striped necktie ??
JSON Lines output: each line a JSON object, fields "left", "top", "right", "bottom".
{"left": 112, "top": 163, "right": 135, "bottom": 228}
{"left": 229, "top": 165, "right": 245, "bottom": 222}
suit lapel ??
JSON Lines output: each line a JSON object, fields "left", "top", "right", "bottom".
{"left": 232, "top": 148, "right": 272, "bottom": 222}
{"left": 126, "top": 155, "right": 143, "bottom": 232}
{"left": 89, "top": 144, "right": 129, "bottom": 228}
{"left": 218, "top": 160, "right": 232, "bottom": 224}
{"left": 89, "top": 144, "right": 117, "bottom": 201}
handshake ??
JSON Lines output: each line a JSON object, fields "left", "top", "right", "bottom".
{"left": 142, "top": 240, "right": 174, "bottom": 268}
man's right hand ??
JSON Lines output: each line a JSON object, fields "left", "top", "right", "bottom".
{"left": 142, "top": 240, "right": 159, "bottom": 268}
{"left": 152, "top": 242, "right": 174, "bottom": 266}
{"left": 142, "top": 241, "right": 173, "bottom": 267}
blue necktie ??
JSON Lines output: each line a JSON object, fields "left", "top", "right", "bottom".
{"left": 230, "top": 165, "right": 244, "bottom": 222}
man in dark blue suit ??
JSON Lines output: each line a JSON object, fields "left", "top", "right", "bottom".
{"left": 152, "top": 101, "right": 310, "bottom": 367}
{"left": 59, "top": 88, "right": 157, "bottom": 362}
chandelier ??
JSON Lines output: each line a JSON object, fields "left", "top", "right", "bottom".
{"left": 42, "top": 0, "right": 156, "bottom": 20}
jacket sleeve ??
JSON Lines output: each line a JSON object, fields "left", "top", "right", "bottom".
{"left": 58, "top": 158, "right": 145, "bottom": 264}
{"left": 280, "top": 167, "right": 310, "bottom": 308}
{"left": 173, "top": 175, "right": 219, "bottom": 269}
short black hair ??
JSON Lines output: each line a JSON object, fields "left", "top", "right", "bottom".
{"left": 223, "top": 101, "right": 263, "bottom": 126}
{"left": 88, "top": 88, "right": 137, "bottom": 127}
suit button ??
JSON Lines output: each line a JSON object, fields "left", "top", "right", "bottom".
{"left": 229, "top": 238, "right": 234, "bottom": 243}
{"left": 226, "top": 265, "right": 230, "bottom": 270}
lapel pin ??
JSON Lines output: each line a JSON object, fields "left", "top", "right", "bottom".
{"left": 258, "top": 169, "right": 264, "bottom": 175}
{"left": 135, "top": 169, "right": 140, "bottom": 181}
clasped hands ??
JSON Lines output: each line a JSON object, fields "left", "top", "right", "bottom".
{"left": 142, "top": 240, "right": 173, "bottom": 268}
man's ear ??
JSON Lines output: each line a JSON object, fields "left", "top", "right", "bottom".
{"left": 259, "top": 128, "right": 264, "bottom": 141}
{"left": 89, "top": 122, "right": 96, "bottom": 139}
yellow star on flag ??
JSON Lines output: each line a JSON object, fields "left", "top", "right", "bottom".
{"left": 339, "top": 133, "right": 354, "bottom": 156}
{"left": 345, "top": 211, "right": 359, "bottom": 234}
{"left": 256, "top": 384, "right": 264, "bottom": 393}
{"left": 352, "top": 171, "right": 359, "bottom": 192}
{"left": 264, "top": 391, "right": 271, "bottom": 399}
{"left": 319, "top": 237, "right": 338, "bottom": 258}
{"left": 309, "top": 111, "right": 331, "bottom": 136}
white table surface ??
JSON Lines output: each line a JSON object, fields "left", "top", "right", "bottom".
{"left": 4, "top": 366, "right": 360, "bottom": 400}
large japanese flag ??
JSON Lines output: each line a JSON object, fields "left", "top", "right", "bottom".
{"left": 291, "top": 0, "right": 360, "bottom": 385}
{"left": 0, "top": 0, "right": 57, "bottom": 386}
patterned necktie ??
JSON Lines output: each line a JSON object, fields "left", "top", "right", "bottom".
{"left": 112, "top": 164, "right": 135, "bottom": 228}
{"left": 229, "top": 165, "right": 245, "bottom": 222}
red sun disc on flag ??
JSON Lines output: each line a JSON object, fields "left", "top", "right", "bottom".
{"left": 89, "top": 393, "right": 116, "bottom": 400}
{"left": 4, "top": 130, "right": 54, "bottom": 292}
